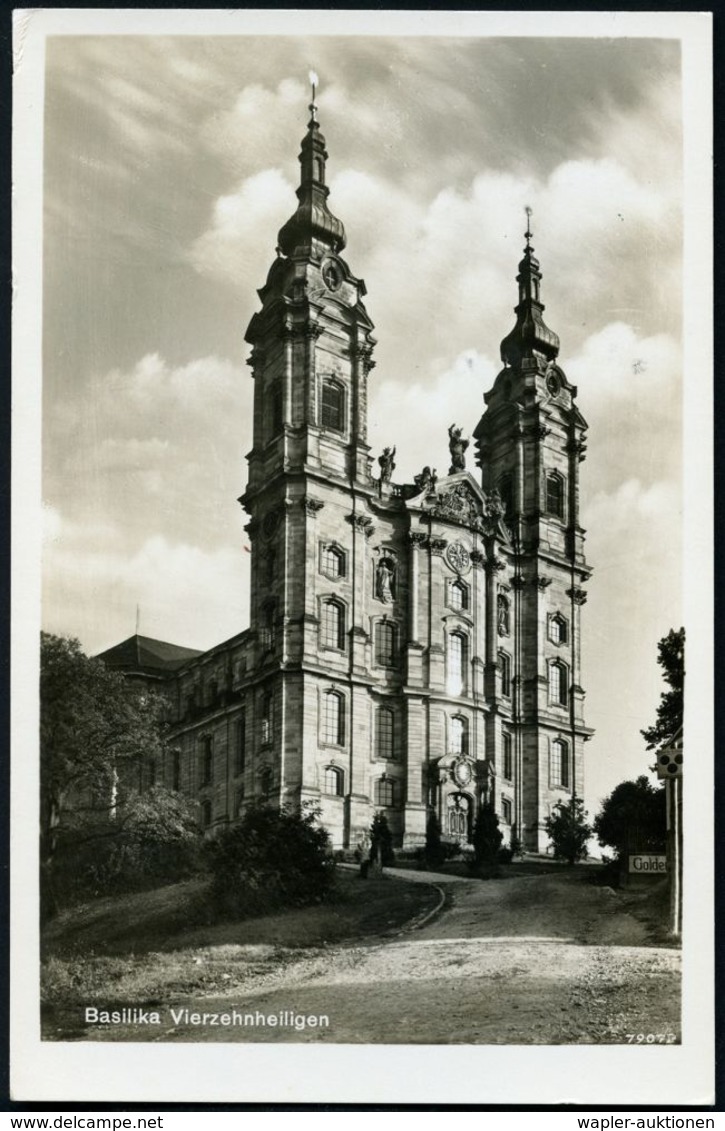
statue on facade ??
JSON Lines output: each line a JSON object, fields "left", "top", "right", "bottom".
{"left": 378, "top": 446, "right": 396, "bottom": 483}
{"left": 497, "top": 593, "right": 510, "bottom": 635}
{"left": 413, "top": 466, "right": 438, "bottom": 495}
{"left": 375, "top": 557, "right": 395, "bottom": 603}
{"left": 448, "top": 424, "right": 469, "bottom": 474}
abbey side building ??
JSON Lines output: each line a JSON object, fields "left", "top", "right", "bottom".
{"left": 100, "top": 99, "right": 593, "bottom": 853}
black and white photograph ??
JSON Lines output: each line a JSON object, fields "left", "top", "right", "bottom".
{"left": 12, "top": 8, "right": 713, "bottom": 1106}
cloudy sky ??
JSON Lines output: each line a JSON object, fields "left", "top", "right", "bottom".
{"left": 38, "top": 23, "right": 691, "bottom": 813}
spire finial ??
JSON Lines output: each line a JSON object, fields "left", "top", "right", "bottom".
{"left": 524, "top": 205, "right": 533, "bottom": 249}
{"left": 308, "top": 70, "right": 319, "bottom": 122}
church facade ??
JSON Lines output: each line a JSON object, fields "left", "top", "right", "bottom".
{"left": 101, "top": 98, "right": 592, "bottom": 853}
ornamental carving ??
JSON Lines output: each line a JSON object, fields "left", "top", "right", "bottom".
{"left": 408, "top": 531, "right": 428, "bottom": 548}
{"left": 351, "top": 343, "right": 376, "bottom": 372}
{"left": 430, "top": 538, "right": 448, "bottom": 555}
{"left": 532, "top": 575, "right": 553, "bottom": 590}
{"left": 567, "top": 438, "right": 587, "bottom": 462}
{"left": 510, "top": 575, "right": 526, "bottom": 590}
{"left": 346, "top": 513, "right": 375, "bottom": 538}
{"left": 445, "top": 541, "right": 471, "bottom": 574}
{"left": 305, "top": 323, "right": 324, "bottom": 341}
{"left": 484, "top": 556, "right": 506, "bottom": 574}
{"left": 302, "top": 497, "right": 324, "bottom": 516}
{"left": 567, "top": 587, "right": 588, "bottom": 605}
{"left": 469, "top": 550, "right": 485, "bottom": 566}
{"left": 428, "top": 482, "right": 480, "bottom": 527}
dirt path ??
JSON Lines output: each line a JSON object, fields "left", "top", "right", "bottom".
{"left": 68, "top": 869, "right": 680, "bottom": 1045}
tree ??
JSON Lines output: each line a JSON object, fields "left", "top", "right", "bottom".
{"left": 471, "top": 803, "right": 503, "bottom": 867}
{"left": 40, "top": 632, "right": 166, "bottom": 866}
{"left": 369, "top": 812, "right": 395, "bottom": 866}
{"left": 641, "top": 627, "right": 685, "bottom": 749}
{"left": 544, "top": 797, "right": 592, "bottom": 865}
{"left": 50, "top": 786, "right": 204, "bottom": 906}
{"left": 593, "top": 776, "right": 666, "bottom": 859}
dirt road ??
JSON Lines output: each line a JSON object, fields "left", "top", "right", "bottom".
{"left": 84, "top": 868, "right": 681, "bottom": 1045}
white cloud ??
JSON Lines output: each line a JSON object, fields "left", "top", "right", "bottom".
{"left": 189, "top": 171, "right": 293, "bottom": 284}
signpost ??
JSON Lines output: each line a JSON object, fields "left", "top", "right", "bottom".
{"left": 657, "top": 728, "right": 683, "bottom": 937}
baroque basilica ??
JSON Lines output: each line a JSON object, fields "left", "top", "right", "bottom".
{"left": 101, "top": 95, "right": 592, "bottom": 853}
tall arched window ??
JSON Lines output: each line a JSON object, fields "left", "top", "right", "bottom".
{"left": 324, "top": 766, "right": 344, "bottom": 796}
{"left": 498, "top": 650, "right": 512, "bottom": 698}
{"left": 545, "top": 472, "right": 565, "bottom": 519}
{"left": 502, "top": 732, "right": 513, "bottom": 780}
{"left": 550, "top": 738, "right": 570, "bottom": 788}
{"left": 549, "top": 660, "right": 569, "bottom": 707}
{"left": 322, "top": 544, "right": 345, "bottom": 578}
{"left": 323, "top": 690, "right": 345, "bottom": 746}
{"left": 376, "top": 707, "right": 395, "bottom": 759}
{"left": 321, "top": 598, "right": 345, "bottom": 650}
{"left": 261, "top": 691, "right": 273, "bottom": 745}
{"left": 321, "top": 379, "right": 345, "bottom": 432}
{"left": 201, "top": 800, "right": 212, "bottom": 829}
{"left": 266, "top": 379, "right": 283, "bottom": 438}
{"left": 450, "top": 715, "right": 468, "bottom": 756}
{"left": 234, "top": 785, "right": 245, "bottom": 817}
{"left": 200, "top": 736, "right": 213, "bottom": 786}
{"left": 260, "top": 602, "right": 276, "bottom": 652}
{"left": 235, "top": 714, "right": 246, "bottom": 775}
{"left": 449, "top": 579, "right": 468, "bottom": 611}
{"left": 375, "top": 621, "right": 397, "bottom": 667}
{"left": 549, "top": 613, "right": 568, "bottom": 645}
{"left": 447, "top": 630, "right": 468, "bottom": 696}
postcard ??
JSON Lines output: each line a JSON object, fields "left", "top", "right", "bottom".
{"left": 12, "top": 8, "right": 714, "bottom": 1106}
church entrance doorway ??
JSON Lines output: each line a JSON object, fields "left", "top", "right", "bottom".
{"left": 447, "top": 792, "right": 472, "bottom": 842}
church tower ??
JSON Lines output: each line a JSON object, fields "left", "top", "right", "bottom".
{"left": 239, "top": 86, "right": 379, "bottom": 844}
{"left": 473, "top": 213, "right": 592, "bottom": 852}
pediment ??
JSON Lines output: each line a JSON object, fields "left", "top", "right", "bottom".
{"left": 422, "top": 474, "right": 485, "bottom": 526}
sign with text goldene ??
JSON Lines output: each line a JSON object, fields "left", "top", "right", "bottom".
{"left": 629, "top": 854, "right": 668, "bottom": 874}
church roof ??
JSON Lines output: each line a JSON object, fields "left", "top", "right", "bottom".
{"left": 97, "top": 634, "right": 204, "bottom": 674}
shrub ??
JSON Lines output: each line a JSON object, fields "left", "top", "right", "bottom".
{"left": 369, "top": 812, "right": 395, "bottom": 867}
{"left": 471, "top": 803, "right": 503, "bottom": 867}
{"left": 207, "top": 803, "right": 335, "bottom": 918}
{"left": 423, "top": 810, "right": 446, "bottom": 868}
{"left": 497, "top": 845, "right": 514, "bottom": 864}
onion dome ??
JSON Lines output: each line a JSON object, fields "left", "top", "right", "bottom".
{"left": 277, "top": 91, "right": 346, "bottom": 258}
{"left": 500, "top": 211, "right": 560, "bottom": 368}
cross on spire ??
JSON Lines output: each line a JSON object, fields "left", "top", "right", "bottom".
{"left": 309, "top": 69, "right": 319, "bottom": 122}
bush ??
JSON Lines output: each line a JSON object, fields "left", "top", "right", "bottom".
{"left": 207, "top": 803, "right": 335, "bottom": 918}
{"left": 423, "top": 810, "right": 446, "bottom": 868}
{"left": 471, "top": 803, "right": 503, "bottom": 867}
{"left": 369, "top": 812, "right": 395, "bottom": 866}
{"left": 497, "top": 846, "right": 514, "bottom": 864}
